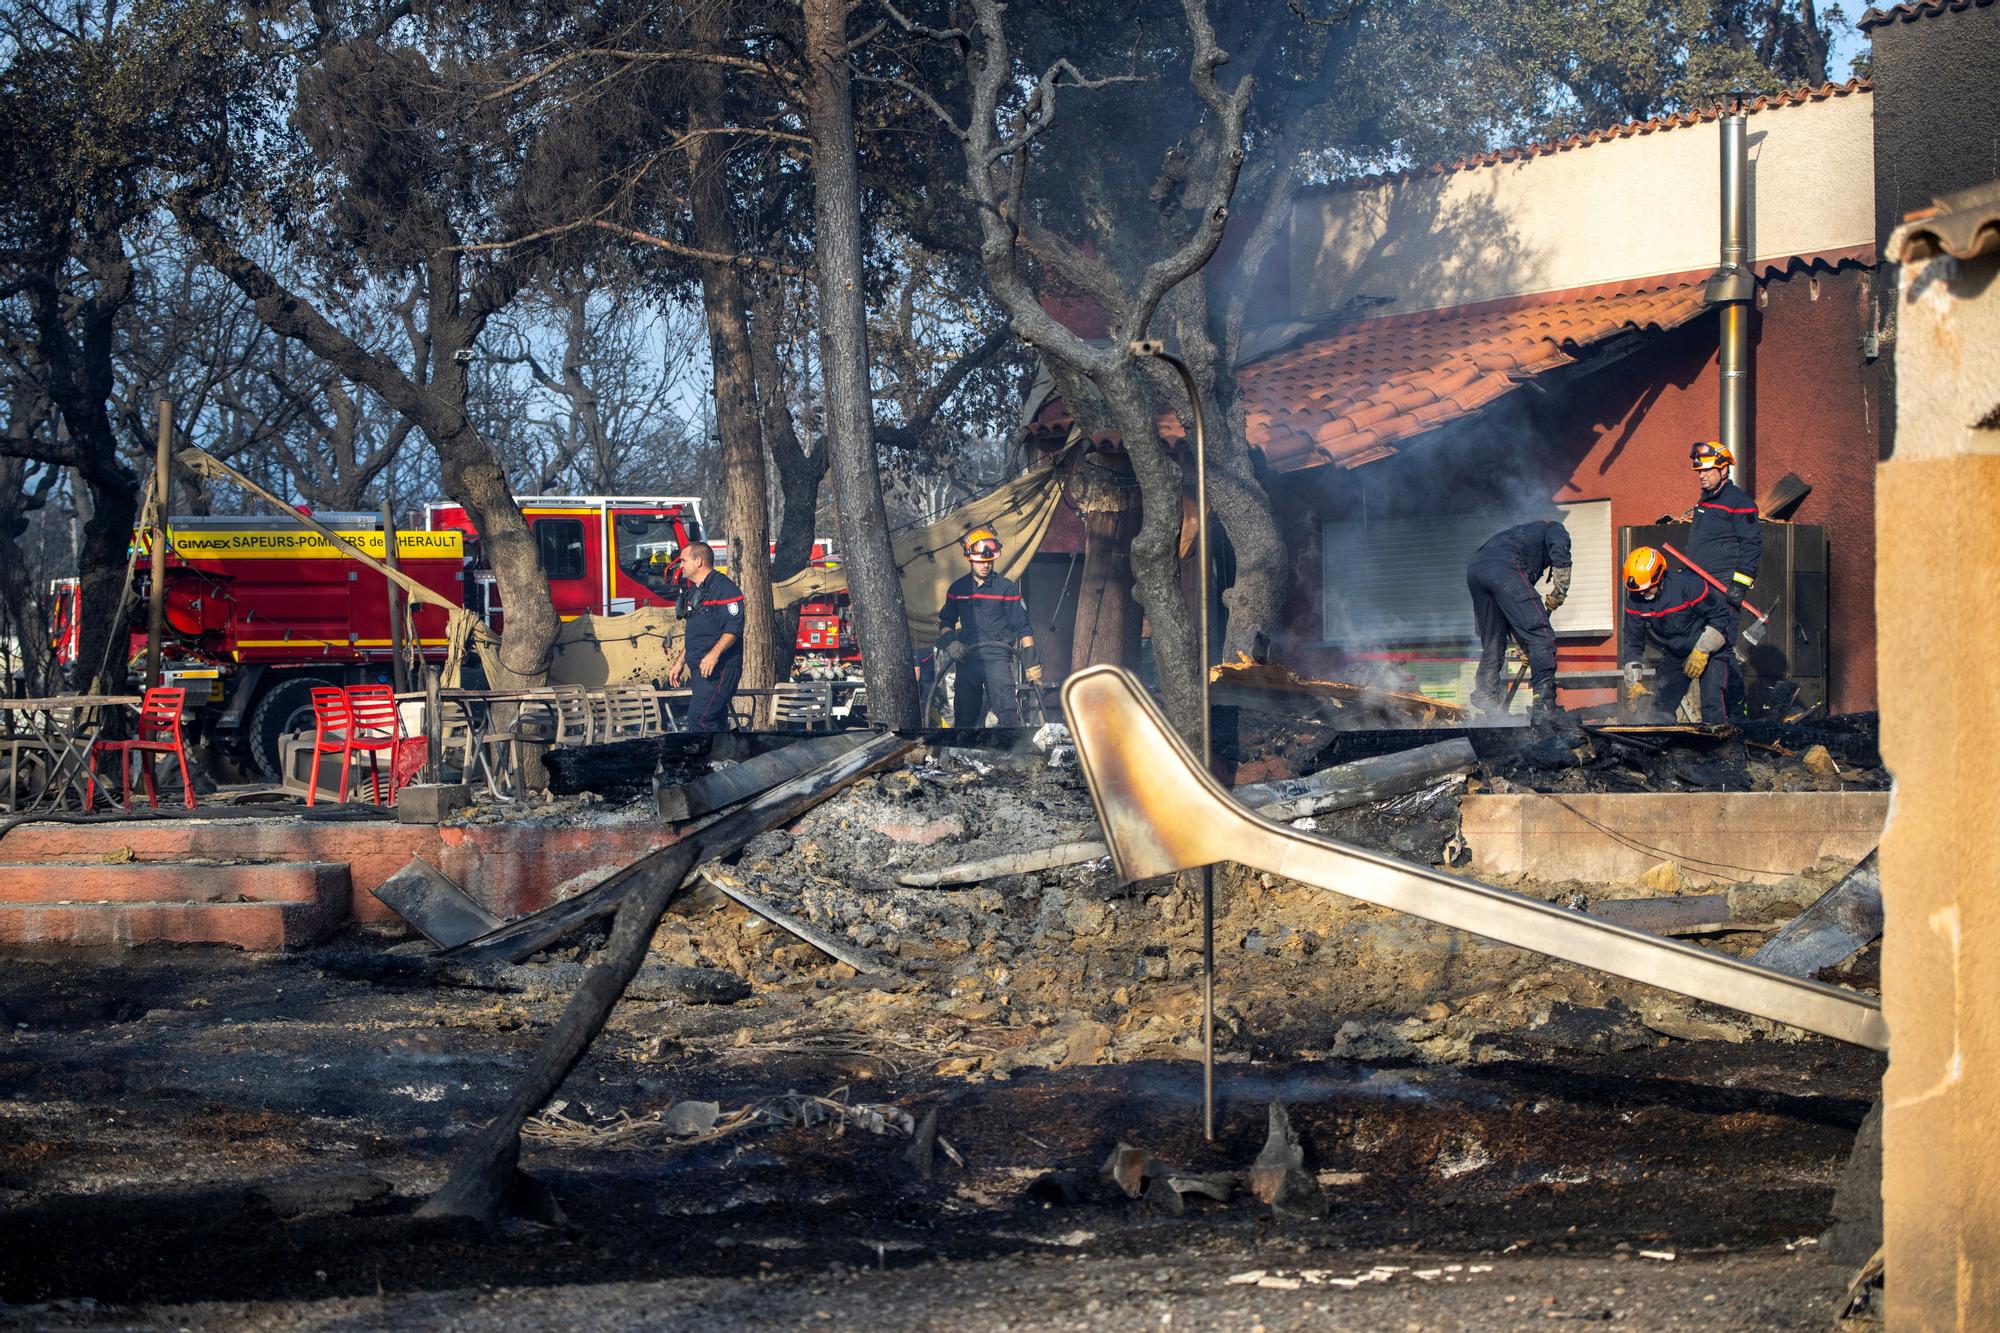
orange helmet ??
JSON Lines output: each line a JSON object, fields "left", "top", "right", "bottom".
{"left": 961, "top": 527, "right": 1001, "bottom": 560}
{"left": 1689, "top": 440, "right": 1734, "bottom": 471}
{"left": 1624, "top": 546, "right": 1668, "bottom": 594}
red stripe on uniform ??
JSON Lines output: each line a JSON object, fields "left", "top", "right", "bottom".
{"left": 952, "top": 592, "right": 1022, "bottom": 601}
{"left": 1698, "top": 501, "right": 1758, "bottom": 514}
{"left": 700, "top": 595, "right": 744, "bottom": 606}
{"left": 1630, "top": 594, "right": 1705, "bottom": 618}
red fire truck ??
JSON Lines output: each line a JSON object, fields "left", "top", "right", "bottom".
{"left": 98, "top": 496, "right": 706, "bottom": 778}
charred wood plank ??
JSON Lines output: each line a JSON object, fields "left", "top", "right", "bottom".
{"left": 1588, "top": 894, "right": 1732, "bottom": 936}
{"left": 445, "top": 729, "right": 915, "bottom": 965}
{"left": 656, "top": 731, "right": 871, "bottom": 823}
{"left": 696, "top": 864, "right": 889, "bottom": 975}
{"left": 372, "top": 856, "right": 501, "bottom": 949}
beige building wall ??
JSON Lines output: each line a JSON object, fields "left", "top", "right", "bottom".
{"left": 1879, "top": 240, "right": 2000, "bottom": 1327}
{"left": 1289, "top": 92, "right": 1875, "bottom": 319}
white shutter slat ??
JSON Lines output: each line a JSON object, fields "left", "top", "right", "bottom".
{"left": 1319, "top": 501, "right": 1612, "bottom": 647}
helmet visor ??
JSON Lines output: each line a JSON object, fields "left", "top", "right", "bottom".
{"left": 966, "top": 540, "right": 999, "bottom": 559}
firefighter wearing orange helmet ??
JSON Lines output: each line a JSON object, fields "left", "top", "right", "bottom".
{"left": 1619, "top": 545, "right": 1732, "bottom": 722}
{"left": 1684, "top": 440, "right": 1760, "bottom": 717}
{"left": 935, "top": 527, "right": 1040, "bottom": 727}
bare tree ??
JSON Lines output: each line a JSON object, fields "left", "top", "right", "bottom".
{"left": 806, "top": 0, "right": 921, "bottom": 729}
{"left": 883, "top": 0, "right": 1252, "bottom": 740}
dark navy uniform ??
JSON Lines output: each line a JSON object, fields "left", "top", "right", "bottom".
{"left": 1466, "top": 520, "right": 1572, "bottom": 711}
{"left": 1684, "top": 478, "right": 1761, "bottom": 717}
{"left": 676, "top": 569, "right": 745, "bottom": 731}
{"left": 1620, "top": 568, "right": 1734, "bottom": 723}
{"left": 938, "top": 571, "right": 1031, "bottom": 727}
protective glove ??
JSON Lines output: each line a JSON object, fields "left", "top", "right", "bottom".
{"left": 1543, "top": 590, "right": 1566, "bottom": 614}
{"left": 1694, "top": 626, "right": 1726, "bottom": 655}
{"left": 1726, "top": 575, "right": 1752, "bottom": 609}
{"left": 1622, "top": 662, "right": 1646, "bottom": 687}
{"left": 1024, "top": 662, "right": 1044, "bottom": 686}
{"left": 1683, "top": 647, "right": 1711, "bottom": 679}
{"left": 943, "top": 638, "right": 967, "bottom": 664}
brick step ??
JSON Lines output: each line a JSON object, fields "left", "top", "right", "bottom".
{"left": 0, "top": 899, "right": 340, "bottom": 951}
{"left": 0, "top": 861, "right": 347, "bottom": 907}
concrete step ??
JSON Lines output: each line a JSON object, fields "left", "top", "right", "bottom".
{"left": 0, "top": 860, "right": 347, "bottom": 907}
{"left": 0, "top": 898, "right": 340, "bottom": 951}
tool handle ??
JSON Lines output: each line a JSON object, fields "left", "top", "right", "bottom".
{"left": 1660, "top": 542, "right": 1768, "bottom": 622}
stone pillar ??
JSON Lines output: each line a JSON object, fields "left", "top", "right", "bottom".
{"left": 1879, "top": 195, "right": 2000, "bottom": 1328}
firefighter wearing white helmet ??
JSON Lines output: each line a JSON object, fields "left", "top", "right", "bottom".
{"left": 936, "top": 527, "right": 1040, "bottom": 727}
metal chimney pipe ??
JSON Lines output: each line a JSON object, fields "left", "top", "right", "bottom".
{"left": 1703, "top": 100, "right": 1753, "bottom": 492}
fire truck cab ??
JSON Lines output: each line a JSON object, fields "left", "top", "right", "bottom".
{"left": 424, "top": 496, "right": 706, "bottom": 629}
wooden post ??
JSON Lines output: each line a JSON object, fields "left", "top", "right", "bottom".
{"left": 382, "top": 497, "right": 409, "bottom": 695}
{"left": 143, "top": 401, "right": 172, "bottom": 689}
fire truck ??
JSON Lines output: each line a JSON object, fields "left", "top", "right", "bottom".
{"left": 103, "top": 496, "right": 707, "bottom": 779}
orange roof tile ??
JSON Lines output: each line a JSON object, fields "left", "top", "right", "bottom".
{"left": 1242, "top": 280, "right": 1710, "bottom": 471}
{"left": 1030, "top": 278, "right": 1715, "bottom": 472}
{"left": 1859, "top": 0, "right": 1993, "bottom": 28}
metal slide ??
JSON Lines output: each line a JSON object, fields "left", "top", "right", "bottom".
{"left": 1060, "top": 666, "right": 1888, "bottom": 1051}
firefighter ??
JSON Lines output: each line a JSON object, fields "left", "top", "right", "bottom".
{"left": 1683, "top": 440, "right": 1761, "bottom": 717}
{"left": 1619, "top": 545, "right": 1733, "bottom": 724}
{"left": 1465, "top": 517, "right": 1572, "bottom": 721}
{"left": 936, "top": 527, "right": 1040, "bottom": 728}
{"left": 668, "top": 540, "right": 744, "bottom": 731}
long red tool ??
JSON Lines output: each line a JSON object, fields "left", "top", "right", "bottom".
{"left": 1662, "top": 542, "right": 1773, "bottom": 645}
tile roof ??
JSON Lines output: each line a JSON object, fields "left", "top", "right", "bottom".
{"left": 1031, "top": 252, "right": 1876, "bottom": 473}
{"left": 1311, "top": 81, "right": 1871, "bottom": 196}
{"left": 1890, "top": 179, "right": 2000, "bottom": 261}
{"left": 1859, "top": 0, "right": 1995, "bottom": 30}
{"left": 1210, "top": 280, "right": 1712, "bottom": 472}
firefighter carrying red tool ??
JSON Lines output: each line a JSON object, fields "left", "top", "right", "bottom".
{"left": 1620, "top": 545, "right": 1733, "bottom": 723}
{"left": 936, "top": 527, "right": 1040, "bottom": 728}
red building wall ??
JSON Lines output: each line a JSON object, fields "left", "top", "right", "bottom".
{"left": 1269, "top": 264, "right": 1880, "bottom": 713}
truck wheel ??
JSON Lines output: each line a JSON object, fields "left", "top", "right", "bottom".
{"left": 248, "top": 676, "right": 335, "bottom": 782}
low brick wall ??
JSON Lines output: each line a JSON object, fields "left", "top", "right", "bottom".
{"left": 1460, "top": 791, "right": 1889, "bottom": 886}
{"left": 0, "top": 818, "right": 678, "bottom": 924}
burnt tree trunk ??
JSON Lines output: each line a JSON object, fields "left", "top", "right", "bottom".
{"left": 754, "top": 288, "right": 828, "bottom": 586}
{"left": 1065, "top": 450, "right": 1143, "bottom": 673}
{"left": 803, "top": 0, "right": 918, "bottom": 730}
{"left": 23, "top": 239, "right": 141, "bottom": 696}
{"left": 175, "top": 205, "right": 559, "bottom": 695}
{"left": 688, "top": 6, "right": 776, "bottom": 721}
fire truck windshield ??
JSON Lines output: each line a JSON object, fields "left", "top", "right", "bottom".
{"left": 616, "top": 516, "right": 683, "bottom": 596}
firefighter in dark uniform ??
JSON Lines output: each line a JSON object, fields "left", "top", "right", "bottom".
{"left": 668, "top": 541, "right": 744, "bottom": 732}
{"left": 1465, "top": 517, "right": 1572, "bottom": 721}
{"left": 1682, "top": 439, "right": 1761, "bottom": 717}
{"left": 1619, "top": 546, "right": 1734, "bottom": 724}
{"left": 936, "top": 527, "right": 1041, "bottom": 728}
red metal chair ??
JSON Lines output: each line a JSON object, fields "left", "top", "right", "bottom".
{"left": 305, "top": 687, "right": 351, "bottom": 807}
{"left": 87, "top": 687, "right": 196, "bottom": 811}
{"left": 338, "top": 684, "right": 404, "bottom": 805}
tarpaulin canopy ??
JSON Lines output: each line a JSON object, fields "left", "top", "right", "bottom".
{"left": 772, "top": 447, "right": 1072, "bottom": 652}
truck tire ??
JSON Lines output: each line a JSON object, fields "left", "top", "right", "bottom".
{"left": 248, "top": 675, "right": 336, "bottom": 782}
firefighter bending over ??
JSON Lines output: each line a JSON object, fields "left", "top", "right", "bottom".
{"left": 937, "top": 527, "right": 1041, "bottom": 727}
{"left": 1465, "top": 516, "right": 1572, "bottom": 721}
{"left": 668, "top": 541, "right": 744, "bottom": 731}
{"left": 1619, "top": 546, "right": 1732, "bottom": 724}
